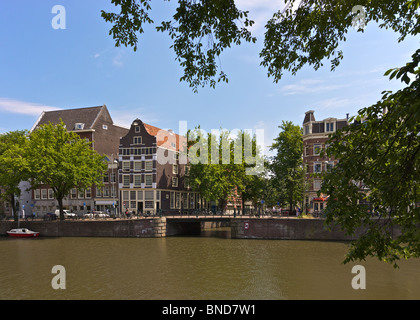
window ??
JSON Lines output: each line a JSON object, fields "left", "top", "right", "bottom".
{"left": 175, "top": 192, "right": 180, "bottom": 208}
{"left": 145, "top": 190, "right": 154, "bottom": 200}
{"left": 184, "top": 193, "right": 188, "bottom": 209}
{"left": 110, "top": 173, "right": 116, "bottom": 183}
{"left": 305, "top": 125, "right": 310, "bottom": 135}
{"left": 75, "top": 123, "right": 84, "bottom": 130}
{"left": 172, "top": 177, "right": 178, "bottom": 187}
{"left": 170, "top": 192, "right": 175, "bottom": 208}
{"left": 145, "top": 161, "right": 153, "bottom": 171}
{"left": 130, "top": 191, "right": 136, "bottom": 200}
{"left": 314, "top": 144, "right": 322, "bottom": 156}
{"left": 103, "top": 174, "right": 109, "bottom": 183}
{"left": 97, "top": 187, "right": 103, "bottom": 197}
{"left": 185, "top": 165, "right": 190, "bottom": 176}
{"left": 134, "top": 175, "right": 141, "bottom": 187}
{"left": 103, "top": 124, "right": 108, "bottom": 130}
{"left": 41, "top": 189, "right": 47, "bottom": 200}
{"left": 135, "top": 126, "right": 140, "bottom": 133}
{"left": 123, "top": 175, "right": 130, "bottom": 187}
{"left": 122, "top": 191, "right": 129, "bottom": 201}
{"left": 122, "top": 161, "right": 130, "bottom": 171}
{"left": 145, "top": 201, "right": 154, "bottom": 209}
{"left": 314, "top": 180, "right": 322, "bottom": 190}
{"left": 103, "top": 187, "right": 110, "bottom": 197}
{"left": 48, "top": 189, "right": 54, "bottom": 199}
{"left": 172, "top": 164, "right": 178, "bottom": 175}
{"left": 137, "top": 191, "right": 143, "bottom": 200}
{"left": 133, "top": 136, "right": 142, "bottom": 145}
{"left": 314, "top": 162, "right": 322, "bottom": 173}
{"left": 145, "top": 174, "right": 153, "bottom": 186}
{"left": 35, "top": 189, "right": 40, "bottom": 200}
{"left": 86, "top": 188, "right": 91, "bottom": 199}
{"left": 71, "top": 188, "right": 77, "bottom": 199}
{"left": 134, "top": 161, "right": 142, "bottom": 171}
{"left": 78, "top": 190, "right": 85, "bottom": 199}
{"left": 325, "top": 161, "right": 334, "bottom": 172}
{"left": 325, "top": 122, "right": 334, "bottom": 132}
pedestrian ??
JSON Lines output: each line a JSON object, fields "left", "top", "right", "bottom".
{"left": 125, "top": 209, "right": 129, "bottom": 219}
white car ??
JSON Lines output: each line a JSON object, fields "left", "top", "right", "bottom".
{"left": 84, "top": 211, "right": 110, "bottom": 219}
{"left": 55, "top": 209, "right": 77, "bottom": 219}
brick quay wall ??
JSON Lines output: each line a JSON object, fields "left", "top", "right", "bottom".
{"left": 1, "top": 217, "right": 395, "bottom": 240}
{"left": 0, "top": 218, "right": 167, "bottom": 238}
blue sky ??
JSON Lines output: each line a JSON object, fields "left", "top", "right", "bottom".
{"left": 0, "top": 0, "right": 418, "bottom": 156}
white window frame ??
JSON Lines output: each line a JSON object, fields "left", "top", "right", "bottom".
{"left": 122, "top": 161, "right": 130, "bottom": 172}
{"left": 145, "top": 174, "right": 153, "bottom": 187}
{"left": 134, "top": 161, "right": 142, "bottom": 171}
{"left": 134, "top": 175, "right": 142, "bottom": 187}
{"left": 172, "top": 164, "right": 178, "bottom": 175}
{"left": 314, "top": 144, "right": 322, "bottom": 156}
{"left": 172, "top": 176, "right": 178, "bottom": 188}
{"left": 145, "top": 161, "right": 153, "bottom": 171}
{"left": 314, "top": 162, "right": 322, "bottom": 173}
{"left": 123, "top": 175, "right": 130, "bottom": 187}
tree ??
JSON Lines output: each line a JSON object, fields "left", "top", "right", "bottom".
{"left": 102, "top": 1, "right": 419, "bottom": 89}
{"left": 27, "top": 121, "right": 107, "bottom": 221}
{"left": 0, "top": 131, "right": 30, "bottom": 220}
{"left": 101, "top": 0, "right": 256, "bottom": 92}
{"left": 321, "top": 50, "right": 420, "bottom": 266}
{"left": 187, "top": 127, "right": 264, "bottom": 212}
{"left": 270, "top": 121, "right": 305, "bottom": 213}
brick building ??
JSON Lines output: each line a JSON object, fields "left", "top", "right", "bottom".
{"left": 302, "top": 110, "right": 349, "bottom": 214}
{"left": 118, "top": 119, "right": 201, "bottom": 216}
{"left": 30, "top": 105, "right": 129, "bottom": 216}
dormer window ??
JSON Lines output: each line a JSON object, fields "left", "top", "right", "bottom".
{"left": 75, "top": 123, "right": 85, "bottom": 130}
{"left": 325, "top": 122, "right": 334, "bottom": 132}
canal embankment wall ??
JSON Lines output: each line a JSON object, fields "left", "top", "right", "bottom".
{"left": 0, "top": 217, "right": 384, "bottom": 240}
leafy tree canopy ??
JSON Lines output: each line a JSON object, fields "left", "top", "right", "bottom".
{"left": 102, "top": 0, "right": 420, "bottom": 89}
{"left": 28, "top": 121, "right": 107, "bottom": 220}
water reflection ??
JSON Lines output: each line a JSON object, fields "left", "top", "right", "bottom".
{"left": 0, "top": 234, "right": 419, "bottom": 300}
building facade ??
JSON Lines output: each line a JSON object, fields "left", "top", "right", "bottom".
{"left": 302, "top": 110, "right": 349, "bottom": 214}
{"left": 118, "top": 119, "right": 201, "bottom": 216}
{"left": 30, "top": 105, "right": 129, "bottom": 216}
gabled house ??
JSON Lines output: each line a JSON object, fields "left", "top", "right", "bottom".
{"left": 30, "top": 105, "right": 129, "bottom": 216}
{"left": 118, "top": 119, "right": 201, "bottom": 216}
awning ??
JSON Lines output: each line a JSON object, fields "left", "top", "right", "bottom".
{"left": 313, "top": 197, "right": 328, "bottom": 201}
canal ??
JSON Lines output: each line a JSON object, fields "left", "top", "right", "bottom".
{"left": 1, "top": 228, "right": 419, "bottom": 300}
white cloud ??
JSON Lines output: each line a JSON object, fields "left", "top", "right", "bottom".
{"left": 235, "top": 0, "right": 286, "bottom": 36}
{"left": 112, "top": 52, "right": 124, "bottom": 67}
{"left": 281, "top": 79, "right": 350, "bottom": 96}
{"left": 0, "top": 98, "right": 59, "bottom": 116}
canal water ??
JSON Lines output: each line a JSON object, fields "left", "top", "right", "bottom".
{"left": 1, "top": 228, "right": 419, "bottom": 300}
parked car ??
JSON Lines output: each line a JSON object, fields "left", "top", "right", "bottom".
{"left": 54, "top": 209, "right": 77, "bottom": 219}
